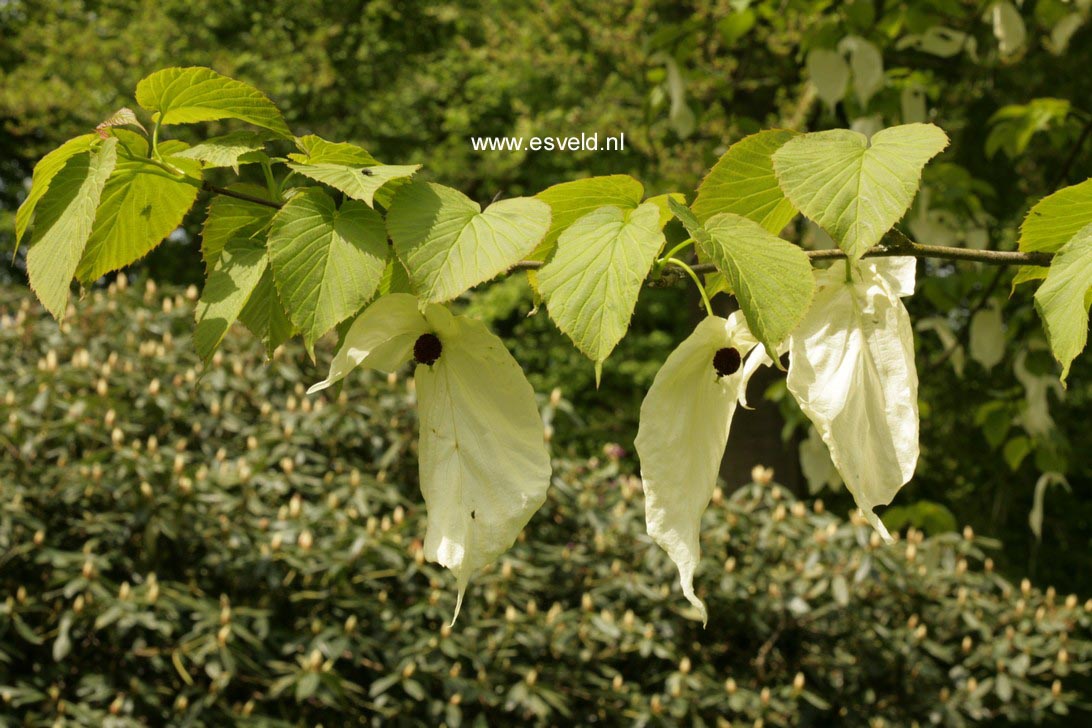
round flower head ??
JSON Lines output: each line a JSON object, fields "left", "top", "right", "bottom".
{"left": 309, "top": 293, "right": 551, "bottom": 623}
{"left": 634, "top": 312, "right": 771, "bottom": 624}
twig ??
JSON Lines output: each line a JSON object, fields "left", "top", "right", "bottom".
{"left": 202, "top": 181, "right": 282, "bottom": 209}
{"left": 509, "top": 229, "right": 1054, "bottom": 275}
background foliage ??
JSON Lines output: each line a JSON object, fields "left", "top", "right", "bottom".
{"left": 1, "top": 284, "right": 1090, "bottom": 726}
{"left": 2, "top": 0, "right": 1092, "bottom": 722}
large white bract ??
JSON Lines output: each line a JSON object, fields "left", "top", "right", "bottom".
{"left": 309, "top": 293, "right": 552, "bottom": 622}
{"left": 787, "top": 257, "right": 920, "bottom": 542}
{"left": 634, "top": 313, "right": 770, "bottom": 624}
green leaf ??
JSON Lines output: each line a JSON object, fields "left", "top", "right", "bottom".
{"left": 378, "top": 256, "right": 415, "bottom": 296}
{"left": 537, "top": 203, "right": 665, "bottom": 378}
{"left": 268, "top": 189, "right": 388, "bottom": 351}
{"left": 289, "top": 162, "right": 420, "bottom": 209}
{"left": 26, "top": 138, "right": 118, "bottom": 319}
{"left": 1019, "top": 178, "right": 1092, "bottom": 253}
{"left": 201, "top": 183, "right": 278, "bottom": 270}
{"left": 285, "top": 134, "right": 419, "bottom": 208}
{"left": 692, "top": 129, "right": 799, "bottom": 232}
{"left": 387, "top": 182, "right": 551, "bottom": 303}
{"left": 772, "top": 123, "right": 949, "bottom": 261}
{"left": 644, "top": 192, "right": 687, "bottom": 230}
{"left": 289, "top": 135, "right": 379, "bottom": 165}
{"left": 806, "top": 48, "right": 849, "bottom": 109}
{"left": 1033, "top": 222, "right": 1092, "bottom": 384}
{"left": 174, "top": 130, "right": 273, "bottom": 172}
{"left": 670, "top": 199, "right": 814, "bottom": 354}
{"left": 1011, "top": 265, "right": 1048, "bottom": 290}
{"left": 14, "top": 134, "right": 98, "bottom": 252}
{"left": 239, "top": 269, "right": 295, "bottom": 357}
{"left": 194, "top": 238, "right": 269, "bottom": 363}
{"left": 75, "top": 144, "right": 202, "bottom": 282}
{"left": 530, "top": 175, "right": 644, "bottom": 263}
{"left": 135, "top": 66, "right": 291, "bottom": 136}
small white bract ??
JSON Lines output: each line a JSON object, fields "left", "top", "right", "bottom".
{"left": 309, "top": 293, "right": 551, "bottom": 623}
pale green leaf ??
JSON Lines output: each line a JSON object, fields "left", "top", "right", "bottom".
{"left": 26, "top": 139, "right": 118, "bottom": 319}
{"left": 15, "top": 134, "right": 98, "bottom": 252}
{"left": 773, "top": 124, "right": 949, "bottom": 261}
{"left": 239, "top": 269, "right": 296, "bottom": 357}
{"left": 1019, "top": 178, "right": 1092, "bottom": 253}
{"left": 840, "top": 36, "right": 885, "bottom": 107}
{"left": 992, "top": 1, "right": 1027, "bottom": 58}
{"left": 268, "top": 189, "right": 388, "bottom": 350}
{"left": 692, "top": 129, "right": 798, "bottom": 233}
{"left": 201, "top": 183, "right": 278, "bottom": 270}
{"left": 806, "top": 49, "right": 849, "bottom": 109}
{"left": 1033, "top": 222, "right": 1092, "bottom": 383}
{"left": 531, "top": 175, "right": 644, "bottom": 262}
{"left": 1011, "top": 265, "right": 1048, "bottom": 289}
{"left": 378, "top": 256, "right": 415, "bottom": 296}
{"left": 135, "top": 67, "right": 290, "bottom": 136}
{"left": 175, "top": 131, "right": 273, "bottom": 172}
{"left": 644, "top": 192, "right": 688, "bottom": 230}
{"left": 289, "top": 162, "right": 420, "bottom": 208}
{"left": 670, "top": 199, "right": 814, "bottom": 354}
{"left": 194, "top": 238, "right": 269, "bottom": 363}
{"left": 387, "top": 182, "right": 551, "bottom": 303}
{"left": 969, "top": 301, "right": 1005, "bottom": 371}
{"left": 537, "top": 203, "right": 665, "bottom": 376}
{"left": 289, "top": 135, "right": 378, "bottom": 165}
{"left": 285, "top": 134, "right": 419, "bottom": 207}
{"left": 75, "top": 147, "right": 202, "bottom": 282}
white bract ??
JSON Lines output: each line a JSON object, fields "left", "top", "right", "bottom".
{"left": 634, "top": 313, "right": 769, "bottom": 624}
{"left": 787, "top": 258, "right": 919, "bottom": 542}
{"left": 309, "top": 293, "right": 551, "bottom": 622}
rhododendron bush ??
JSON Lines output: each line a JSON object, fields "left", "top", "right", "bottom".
{"left": 14, "top": 68, "right": 1091, "bottom": 621}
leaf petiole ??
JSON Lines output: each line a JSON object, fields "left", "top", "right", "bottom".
{"left": 663, "top": 257, "right": 714, "bottom": 317}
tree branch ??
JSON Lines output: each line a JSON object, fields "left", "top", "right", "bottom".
{"left": 202, "top": 181, "right": 282, "bottom": 209}
{"left": 199, "top": 182, "right": 1055, "bottom": 271}
{"left": 508, "top": 229, "right": 1054, "bottom": 276}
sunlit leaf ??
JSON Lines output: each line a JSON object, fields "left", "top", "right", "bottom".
{"left": 1033, "top": 222, "right": 1092, "bottom": 383}
{"left": 773, "top": 124, "right": 948, "bottom": 261}
{"left": 26, "top": 139, "right": 118, "bottom": 319}
{"left": 537, "top": 203, "right": 664, "bottom": 379}
{"left": 268, "top": 189, "right": 388, "bottom": 351}
{"left": 135, "top": 66, "right": 290, "bottom": 136}
{"left": 387, "top": 182, "right": 551, "bottom": 303}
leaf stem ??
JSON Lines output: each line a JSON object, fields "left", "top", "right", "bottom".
{"left": 151, "top": 118, "right": 162, "bottom": 161}
{"left": 260, "top": 158, "right": 280, "bottom": 200}
{"left": 663, "top": 257, "right": 714, "bottom": 317}
{"left": 660, "top": 237, "right": 695, "bottom": 264}
{"left": 202, "top": 182, "right": 282, "bottom": 209}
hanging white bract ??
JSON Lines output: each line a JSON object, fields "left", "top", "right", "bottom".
{"left": 309, "top": 293, "right": 552, "bottom": 622}
{"left": 634, "top": 313, "right": 769, "bottom": 624}
{"left": 786, "top": 257, "right": 919, "bottom": 542}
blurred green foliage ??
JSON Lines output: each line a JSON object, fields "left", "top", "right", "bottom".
{"left": 2, "top": 1, "right": 1092, "bottom": 718}
{"left": 2, "top": 283, "right": 1090, "bottom": 725}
